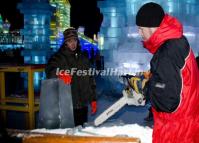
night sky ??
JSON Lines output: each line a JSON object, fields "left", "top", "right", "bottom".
{"left": 0, "top": 0, "right": 103, "bottom": 38}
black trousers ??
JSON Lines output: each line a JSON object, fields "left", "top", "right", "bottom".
{"left": 73, "top": 106, "right": 88, "bottom": 126}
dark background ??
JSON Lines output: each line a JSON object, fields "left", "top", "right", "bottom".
{"left": 0, "top": 0, "right": 103, "bottom": 38}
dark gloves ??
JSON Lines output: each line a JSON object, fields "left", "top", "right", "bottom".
{"left": 91, "top": 101, "right": 97, "bottom": 114}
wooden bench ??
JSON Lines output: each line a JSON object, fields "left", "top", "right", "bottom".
{"left": 7, "top": 129, "right": 141, "bottom": 143}
{"left": 23, "top": 134, "right": 141, "bottom": 143}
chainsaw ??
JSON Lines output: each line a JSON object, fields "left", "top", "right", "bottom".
{"left": 94, "top": 74, "right": 148, "bottom": 126}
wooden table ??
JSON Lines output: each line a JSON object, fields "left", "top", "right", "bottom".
{"left": 0, "top": 64, "right": 45, "bottom": 129}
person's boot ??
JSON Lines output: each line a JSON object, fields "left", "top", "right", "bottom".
{"left": 144, "top": 108, "right": 153, "bottom": 122}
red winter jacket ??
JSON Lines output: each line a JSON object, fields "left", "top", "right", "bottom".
{"left": 144, "top": 14, "right": 199, "bottom": 143}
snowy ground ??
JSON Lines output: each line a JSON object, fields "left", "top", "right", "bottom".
{"left": 88, "top": 96, "right": 153, "bottom": 127}
{"left": 9, "top": 76, "right": 154, "bottom": 143}
{"left": 32, "top": 76, "right": 154, "bottom": 143}
{"left": 87, "top": 76, "right": 153, "bottom": 127}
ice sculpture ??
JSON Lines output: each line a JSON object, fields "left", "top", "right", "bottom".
{"left": 98, "top": 0, "right": 199, "bottom": 73}
{"left": 49, "top": 0, "right": 71, "bottom": 48}
{"left": 18, "top": 0, "right": 53, "bottom": 64}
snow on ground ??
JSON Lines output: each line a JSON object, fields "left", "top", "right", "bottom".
{"left": 32, "top": 124, "right": 152, "bottom": 143}
{"left": 32, "top": 76, "right": 153, "bottom": 143}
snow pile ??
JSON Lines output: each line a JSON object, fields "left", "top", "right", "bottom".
{"left": 32, "top": 124, "right": 152, "bottom": 143}
{"left": 32, "top": 128, "right": 70, "bottom": 135}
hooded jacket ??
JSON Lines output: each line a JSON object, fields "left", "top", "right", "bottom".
{"left": 144, "top": 14, "right": 199, "bottom": 143}
{"left": 45, "top": 44, "right": 96, "bottom": 109}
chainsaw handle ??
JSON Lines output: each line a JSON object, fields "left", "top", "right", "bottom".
{"left": 121, "top": 74, "right": 135, "bottom": 79}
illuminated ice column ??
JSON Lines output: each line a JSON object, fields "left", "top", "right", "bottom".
{"left": 98, "top": 0, "right": 154, "bottom": 72}
{"left": 98, "top": 0, "right": 199, "bottom": 72}
{"left": 125, "top": 0, "right": 146, "bottom": 53}
{"left": 98, "top": 0, "right": 126, "bottom": 50}
{"left": 18, "top": 0, "right": 53, "bottom": 91}
{"left": 125, "top": 0, "right": 180, "bottom": 27}
{"left": 180, "top": 0, "right": 199, "bottom": 54}
{"left": 0, "top": 15, "right": 3, "bottom": 33}
{"left": 159, "top": 0, "right": 199, "bottom": 54}
{"left": 3, "top": 19, "right": 10, "bottom": 34}
{"left": 18, "top": 0, "right": 53, "bottom": 64}
{"left": 125, "top": 0, "right": 199, "bottom": 65}
{"left": 49, "top": 0, "right": 71, "bottom": 49}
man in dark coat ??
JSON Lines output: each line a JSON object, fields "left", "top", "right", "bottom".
{"left": 45, "top": 27, "right": 97, "bottom": 126}
{"left": 136, "top": 2, "right": 199, "bottom": 143}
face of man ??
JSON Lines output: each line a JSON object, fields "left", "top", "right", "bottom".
{"left": 65, "top": 37, "right": 78, "bottom": 51}
{"left": 138, "top": 27, "right": 157, "bottom": 41}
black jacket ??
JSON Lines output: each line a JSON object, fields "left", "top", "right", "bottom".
{"left": 45, "top": 45, "right": 96, "bottom": 109}
{"left": 147, "top": 36, "right": 189, "bottom": 113}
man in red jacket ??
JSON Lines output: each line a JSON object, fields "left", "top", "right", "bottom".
{"left": 136, "top": 2, "right": 199, "bottom": 143}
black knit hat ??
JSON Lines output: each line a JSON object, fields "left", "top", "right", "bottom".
{"left": 63, "top": 27, "right": 78, "bottom": 41}
{"left": 136, "top": 2, "right": 165, "bottom": 27}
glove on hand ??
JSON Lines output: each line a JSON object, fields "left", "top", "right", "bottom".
{"left": 58, "top": 71, "right": 72, "bottom": 84}
{"left": 91, "top": 101, "right": 97, "bottom": 114}
{"left": 130, "top": 77, "right": 143, "bottom": 94}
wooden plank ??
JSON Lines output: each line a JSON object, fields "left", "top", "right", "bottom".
{"left": 28, "top": 69, "right": 35, "bottom": 129}
{"left": 0, "top": 72, "right": 5, "bottom": 99}
{"left": 7, "top": 129, "right": 140, "bottom": 143}
{"left": 0, "top": 105, "right": 29, "bottom": 112}
{"left": 0, "top": 65, "right": 45, "bottom": 72}
{"left": 0, "top": 97, "right": 40, "bottom": 105}
{"left": 0, "top": 67, "right": 29, "bottom": 72}
{"left": 23, "top": 134, "right": 141, "bottom": 143}
{"left": 0, "top": 72, "right": 6, "bottom": 124}
{"left": 0, "top": 98, "right": 28, "bottom": 104}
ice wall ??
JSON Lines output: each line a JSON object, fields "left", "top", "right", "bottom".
{"left": 96, "top": 0, "right": 199, "bottom": 97}
{"left": 18, "top": 0, "right": 53, "bottom": 64}
{"left": 98, "top": 0, "right": 199, "bottom": 74}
